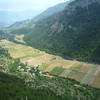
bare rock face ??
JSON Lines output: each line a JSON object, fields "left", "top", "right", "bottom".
{"left": 50, "top": 21, "right": 64, "bottom": 34}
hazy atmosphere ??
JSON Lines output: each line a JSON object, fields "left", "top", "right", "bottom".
{"left": 0, "top": 0, "right": 68, "bottom": 26}
{"left": 0, "top": 0, "right": 68, "bottom": 11}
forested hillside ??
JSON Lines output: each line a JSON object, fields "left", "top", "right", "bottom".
{"left": 0, "top": 69, "right": 100, "bottom": 100}
{"left": 23, "top": 0, "right": 100, "bottom": 64}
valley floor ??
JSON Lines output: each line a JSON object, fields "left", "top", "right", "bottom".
{"left": 0, "top": 39, "right": 100, "bottom": 88}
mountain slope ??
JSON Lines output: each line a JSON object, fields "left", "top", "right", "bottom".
{"left": 0, "top": 9, "right": 42, "bottom": 27}
{"left": 24, "top": 0, "right": 100, "bottom": 64}
{"left": 32, "top": 0, "right": 72, "bottom": 22}
{"left": 8, "top": 1, "right": 72, "bottom": 34}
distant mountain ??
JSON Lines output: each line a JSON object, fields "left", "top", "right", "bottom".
{"left": 0, "top": 9, "right": 43, "bottom": 27}
{"left": 23, "top": 0, "right": 100, "bottom": 64}
{"left": 0, "top": 22, "right": 7, "bottom": 27}
{"left": 32, "top": 0, "right": 73, "bottom": 22}
{"left": 8, "top": 1, "right": 71, "bottom": 34}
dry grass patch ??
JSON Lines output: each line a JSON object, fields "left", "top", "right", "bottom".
{"left": 59, "top": 69, "right": 72, "bottom": 78}
{"left": 79, "top": 64, "right": 93, "bottom": 73}
{"left": 91, "top": 75, "right": 100, "bottom": 88}
{"left": 81, "top": 65, "right": 98, "bottom": 85}
{"left": 45, "top": 59, "right": 73, "bottom": 72}
{"left": 23, "top": 54, "right": 55, "bottom": 66}
{"left": 90, "top": 66, "right": 100, "bottom": 88}
{"left": 69, "top": 62, "right": 84, "bottom": 71}
{"left": 68, "top": 71, "right": 85, "bottom": 82}
{"left": 0, "top": 40, "right": 44, "bottom": 59}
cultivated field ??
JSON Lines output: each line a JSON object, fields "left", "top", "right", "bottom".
{"left": 0, "top": 39, "right": 100, "bottom": 88}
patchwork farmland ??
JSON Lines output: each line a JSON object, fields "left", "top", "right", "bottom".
{"left": 0, "top": 39, "right": 100, "bottom": 88}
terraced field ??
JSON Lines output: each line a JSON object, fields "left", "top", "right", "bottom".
{"left": 81, "top": 65, "right": 98, "bottom": 85}
{"left": 0, "top": 39, "right": 100, "bottom": 88}
{"left": 0, "top": 40, "right": 45, "bottom": 59}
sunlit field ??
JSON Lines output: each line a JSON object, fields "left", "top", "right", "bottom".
{"left": 0, "top": 39, "right": 100, "bottom": 88}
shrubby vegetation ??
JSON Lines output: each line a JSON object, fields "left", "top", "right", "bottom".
{"left": 0, "top": 72, "right": 100, "bottom": 100}
{"left": 0, "top": 30, "right": 5, "bottom": 40}
{"left": 0, "top": 46, "right": 26, "bottom": 73}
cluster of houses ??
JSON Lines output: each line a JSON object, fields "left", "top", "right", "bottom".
{"left": 17, "top": 65, "right": 49, "bottom": 77}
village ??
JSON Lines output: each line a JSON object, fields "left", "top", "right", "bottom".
{"left": 17, "top": 64, "right": 49, "bottom": 77}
